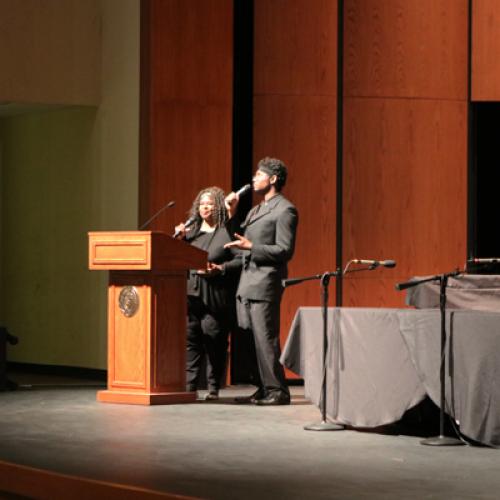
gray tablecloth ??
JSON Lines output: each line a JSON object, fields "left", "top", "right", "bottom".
{"left": 406, "top": 274, "right": 500, "bottom": 311}
{"left": 281, "top": 307, "right": 500, "bottom": 446}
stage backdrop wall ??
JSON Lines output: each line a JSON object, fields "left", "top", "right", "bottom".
{"left": 139, "top": 0, "right": 234, "bottom": 233}
{"left": 0, "top": 0, "right": 100, "bottom": 106}
{"left": 0, "top": 0, "right": 139, "bottom": 370}
{"left": 342, "top": 0, "right": 468, "bottom": 307}
{"left": 253, "top": 0, "right": 339, "bottom": 369}
{"left": 472, "top": 0, "right": 500, "bottom": 101}
{"left": 140, "top": 0, "right": 474, "bottom": 381}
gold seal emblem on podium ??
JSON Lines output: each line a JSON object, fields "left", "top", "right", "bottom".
{"left": 118, "top": 286, "right": 139, "bottom": 317}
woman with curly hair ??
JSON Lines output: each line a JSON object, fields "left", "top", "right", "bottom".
{"left": 174, "top": 186, "right": 240, "bottom": 400}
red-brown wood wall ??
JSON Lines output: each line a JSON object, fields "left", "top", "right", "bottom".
{"left": 472, "top": 0, "right": 500, "bottom": 101}
{"left": 342, "top": 0, "right": 468, "bottom": 307}
{"left": 140, "top": 0, "right": 234, "bottom": 233}
{"left": 253, "top": 0, "right": 339, "bottom": 353}
{"left": 141, "top": 0, "right": 476, "bottom": 380}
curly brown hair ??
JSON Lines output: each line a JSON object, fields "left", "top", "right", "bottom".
{"left": 188, "top": 186, "right": 228, "bottom": 229}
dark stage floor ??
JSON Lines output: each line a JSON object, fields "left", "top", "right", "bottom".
{"left": 1, "top": 380, "right": 500, "bottom": 499}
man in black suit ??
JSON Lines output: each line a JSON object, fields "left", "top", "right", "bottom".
{"left": 225, "top": 157, "right": 299, "bottom": 405}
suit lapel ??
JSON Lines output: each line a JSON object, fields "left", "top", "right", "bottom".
{"left": 245, "top": 194, "right": 282, "bottom": 226}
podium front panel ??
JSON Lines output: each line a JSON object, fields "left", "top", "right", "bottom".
{"left": 108, "top": 276, "right": 151, "bottom": 390}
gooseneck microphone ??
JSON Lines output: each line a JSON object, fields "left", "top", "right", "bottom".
{"left": 139, "top": 200, "right": 175, "bottom": 230}
{"left": 173, "top": 215, "right": 197, "bottom": 238}
{"left": 352, "top": 259, "right": 396, "bottom": 268}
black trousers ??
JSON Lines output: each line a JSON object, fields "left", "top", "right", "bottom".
{"left": 186, "top": 296, "right": 230, "bottom": 392}
{"left": 236, "top": 297, "right": 289, "bottom": 397}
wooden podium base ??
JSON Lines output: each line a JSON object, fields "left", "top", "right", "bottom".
{"left": 97, "top": 390, "right": 197, "bottom": 405}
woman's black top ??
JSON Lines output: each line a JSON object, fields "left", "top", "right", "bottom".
{"left": 185, "top": 224, "right": 241, "bottom": 313}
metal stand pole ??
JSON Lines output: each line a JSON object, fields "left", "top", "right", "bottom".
{"left": 420, "top": 275, "right": 464, "bottom": 446}
{"left": 304, "top": 273, "right": 344, "bottom": 431}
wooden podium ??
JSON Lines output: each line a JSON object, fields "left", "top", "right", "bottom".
{"left": 88, "top": 231, "right": 206, "bottom": 405}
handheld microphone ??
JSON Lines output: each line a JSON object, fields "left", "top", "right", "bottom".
{"left": 353, "top": 259, "right": 396, "bottom": 268}
{"left": 235, "top": 184, "right": 252, "bottom": 197}
{"left": 173, "top": 215, "right": 197, "bottom": 238}
{"left": 468, "top": 258, "right": 500, "bottom": 264}
{"left": 139, "top": 200, "right": 175, "bottom": 230}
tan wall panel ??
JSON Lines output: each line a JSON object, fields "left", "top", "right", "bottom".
{"left": 0, "top": 0, "right": 100, "bottom": 105}
{"left": 343, "top": 97, "right": 467, "bottom": 306}
{"left": 344, "top": 0, "right": 468, "bottom": 99}
{"left": 253, "top": 95, "right": 337, "bottom": 347}
{"left": 254, "top": 0, "right": 337, "bottom": 96}
{"left": 472, "top": 0, "right": 500, "bottom": 100}
{"left": 140, "top": 0, "right": 233, "bottom": 232}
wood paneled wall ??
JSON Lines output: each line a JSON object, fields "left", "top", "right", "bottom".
{"left": 141, "top": 0, "right": 473, "bottom": 380}
{"left": 253, "top": 0, "right": 338, "bottom": 354}
{"left": 342, "top": 0, "right": 468, "bottom": 307}
{"left": 140, "top": 0, "right": 234, "bottom": 232}
{"left": 472, "top": 0, "right": 500, "bottom": 101}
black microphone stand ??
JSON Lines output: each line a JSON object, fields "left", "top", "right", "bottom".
{"left": 396, "top": 270, "right": 465, "bottom": 446}
{"left": 284, "top": 269, "right": 344, "bottom": 431}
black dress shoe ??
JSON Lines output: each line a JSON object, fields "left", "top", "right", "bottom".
{"left": 234, "top": 388, "right": 266, "bottom": 404}
{"left": 255, "top": 392, "right": 290, "bottom": 406}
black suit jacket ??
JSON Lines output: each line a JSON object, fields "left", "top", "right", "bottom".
{"left": 236, "top": 193, "right": 298, "bottom": 302}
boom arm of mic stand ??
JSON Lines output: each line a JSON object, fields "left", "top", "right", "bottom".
{"left": 282, "top": 270, "right": 341, "bottom": 288}
{"left": 395, "top": 269, "right": 462, "bottom": 292}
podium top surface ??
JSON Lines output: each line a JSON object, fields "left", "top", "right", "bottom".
{"left": 88, "top": 231, "right": 206, "bottom": 271}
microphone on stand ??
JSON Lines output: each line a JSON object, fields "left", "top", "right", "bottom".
{"left": 139, "top": 200, "right": 175, "bottom": 230}
{"left": 173, "top": 215, "right": 197, "bottom": 238}
{"left": 352, "top": 259, "right": 397, "bottom": 268}
{"left": 468, "top": 258, "right": 500, "bottom": 264}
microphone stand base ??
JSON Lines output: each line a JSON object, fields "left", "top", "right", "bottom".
{"left": 304, "top": 420, "right": 344, "bottom": 431}
{"left": 420, "top": 435, "right": 465, "bottom": 446}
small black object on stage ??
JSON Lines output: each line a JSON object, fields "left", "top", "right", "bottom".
{"left": 0, "top": 327, "right": 19, "bottom": 391}
{"left": 283, "top": 258, "right": 396, "bottom": 431}
{"left": 395, "top": 270, "right": 465, "bottom": 446}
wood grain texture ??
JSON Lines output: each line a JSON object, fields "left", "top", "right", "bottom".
{"left": 253, "top": 1, "right": 338, "bottom": 369}
{"left": 254, "top": 0, "right": 337, "bottom": 96}
{"left": 471, "top": 0, "right": 500, "bottom": 100}
{"left": 344, "top": 0, "right": 468, "bottom": 99}
{"left": 342, "top": 277, "right": 409, "bottom": 308}
{"left": 108, "top": 278, "right": 149, "bottom": 390}
{"left": 152, "top": 274, "right": 188, "bottom": 391}
{"left": 343, "top": 97, "right": 468, "bottom": 306}
{"left": 102, "top": 270, "right": 196, "bottom": 404}
{"left": 253, "top": 95, "right": 338, "bottom": 357}
{"left": 140, "top": 0, "right": 233, "bottom": 233}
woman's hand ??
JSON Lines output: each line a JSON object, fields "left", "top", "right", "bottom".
{"left": 197, "top": 262, "right": 224, "bottom": 276}
{"left": 173, "top": 222, "right": 189, "bottom": 239}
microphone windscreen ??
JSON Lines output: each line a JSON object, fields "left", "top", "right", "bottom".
{"left": 235, "top": 184, "right": 252, "bottom": 197}
{"left": 382, "top": 260, "right": 396, "bottom": 268}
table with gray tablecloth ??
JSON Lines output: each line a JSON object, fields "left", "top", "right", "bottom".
{"left": 405, "top": 274, "right": 500, "bottom": 311}
{"left": 281, "top": 307, "right": 500, "bottom": 446}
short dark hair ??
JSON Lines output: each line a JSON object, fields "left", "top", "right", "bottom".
{"left": 257, "top": 157, "right": 288, "bottom": 191}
